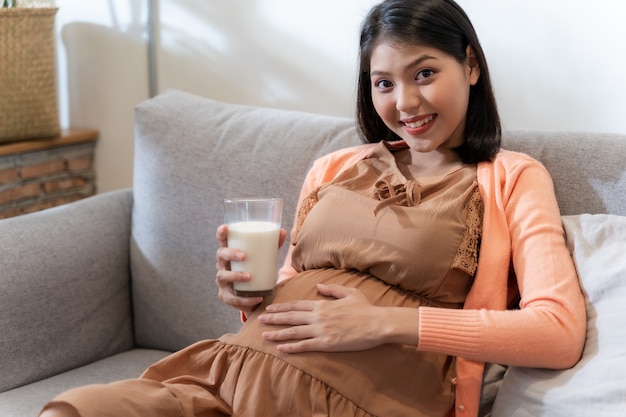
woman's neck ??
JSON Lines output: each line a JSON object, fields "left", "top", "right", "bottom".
{"left": 394, "top": 148, "right": 465, "bottom": 179}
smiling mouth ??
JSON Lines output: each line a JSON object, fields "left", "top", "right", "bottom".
{"left": 402, "top": 115, "right": 435, "bottom": 129}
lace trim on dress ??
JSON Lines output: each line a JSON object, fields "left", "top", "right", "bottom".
{"left": 450, "top": 187, "right": 484, "bottom": 276}
{"left": 292, "top": 186, "right": 322, "bottom": 245}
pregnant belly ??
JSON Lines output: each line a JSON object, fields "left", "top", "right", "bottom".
{"left": 219, "top": 268, "right": 457, "bottom": 416}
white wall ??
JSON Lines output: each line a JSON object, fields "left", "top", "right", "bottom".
{"left": 55, "top": 0, "right": 149, "bottom": 193}
{"left": 55, "top": 0, "right": 626, "bottom": 193}
{"left": 462, "top": 0, "right": 626, "bottom": 134}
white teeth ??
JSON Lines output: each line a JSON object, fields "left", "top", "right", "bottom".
{"left": 405, "top": 115, "right": 434, "bottom": 128}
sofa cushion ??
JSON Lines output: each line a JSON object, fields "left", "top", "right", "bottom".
{"left": 492, "top": 213, "right": 626, "bottom": 417}
{"left": 501, "top": 131, "right": 626, "bottom": 217}
{"left": 0, "top": 349, "right": 170, "bottom": 417}
{"left": 131, "top": 90, "right": 365, "bottom": 351}
{"left": 0, "top": 190, "right": 135, "bottom": 393}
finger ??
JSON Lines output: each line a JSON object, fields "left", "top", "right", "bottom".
{"left": 258, "top": 310, "right": 314, "bottom": 326}
{"left": 215, "top": 269, "right": 251, "bottom": 287}
{"left": 262, "top": 323, "right": 315, "bottom": 341}
{"left": 216, "top": 224, "right": 247, "bottom": 264}
{"left": 215, "top": 247, "right": 245, "bottom": 269}
{"left": 217, "top": 285, "right": 263, "bottom": 309}
{"left": 316, "top": 283, "right": 355, "bottom": 299}
{"left": 264, "top": 300, "right": 317, "bottom": 313}
{"left": 216, "top": 224, "right": 228, "bottom": 247}
{"left": 223, "top": 293, "right": 264, "bottom": 308}
{"left": 278, "top": 228, "right": 287, "bottom": 247}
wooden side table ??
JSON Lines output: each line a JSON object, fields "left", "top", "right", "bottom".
{"left": 0, "top": 129, "right": 99, "bottom": 219}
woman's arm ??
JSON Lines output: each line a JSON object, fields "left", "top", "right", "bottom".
{"left": 263, "top": 156, "right": 586, "bottom": 365}
{"left": 418, "top": 155, "right": 587, "bottom": 369}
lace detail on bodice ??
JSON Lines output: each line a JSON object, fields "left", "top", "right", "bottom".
{"left": 292, "top": 186, "right": 321, "bottom": 245}
{"left": 451, "top": 187, "right": 484, "bottom": 276}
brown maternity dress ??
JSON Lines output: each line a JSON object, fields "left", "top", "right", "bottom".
{"left": 43, "top": 142, "right": 483, "bottom": 417}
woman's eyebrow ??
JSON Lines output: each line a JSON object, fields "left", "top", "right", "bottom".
{"left": 370, "top": 55, "right": 437, "bottom": 77}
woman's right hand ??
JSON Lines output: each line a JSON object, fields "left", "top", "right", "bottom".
{"left": 215, "top": 224, "right": 265, "bottom": 316}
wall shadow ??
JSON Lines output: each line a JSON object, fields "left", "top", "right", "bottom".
{"left": 155, "top": 0, "right": 360, "bottom": 117}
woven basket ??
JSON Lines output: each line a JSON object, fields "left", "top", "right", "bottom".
{"left": 0, "top": 7, "right": 60, "bottom": 143}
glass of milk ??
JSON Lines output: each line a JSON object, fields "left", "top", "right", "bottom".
{"left": 223, "top": 198, "right": 283, "bottom": 297}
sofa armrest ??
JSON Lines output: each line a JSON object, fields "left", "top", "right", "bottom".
{"left": 0, "top": 189, "right": 136, "bottom": 392}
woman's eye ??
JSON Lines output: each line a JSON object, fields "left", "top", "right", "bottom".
{"left": 375, "top": 79, "right": 393, "bottom": 89}
{"left": 416, "top": 69, "right": 435, "bottom": 80}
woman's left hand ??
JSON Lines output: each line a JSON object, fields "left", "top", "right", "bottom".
{"left": 258, "top": 283, "right": 389, "bottom": 353}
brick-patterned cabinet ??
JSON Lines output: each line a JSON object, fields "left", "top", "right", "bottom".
{"left": 0, "top": 129, "right": 98, "bottom": 219}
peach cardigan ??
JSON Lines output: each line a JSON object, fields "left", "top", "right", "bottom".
{"left": 277, "top": 142, "right": 586, "bottom": 417}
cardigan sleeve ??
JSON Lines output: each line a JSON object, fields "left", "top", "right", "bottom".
{"left": 418, "top": 152, "right": 586, "bottom": 369}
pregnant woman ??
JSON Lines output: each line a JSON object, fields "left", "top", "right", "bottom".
{"left": 40, "top": 1, "right": 585, "bottom": 416}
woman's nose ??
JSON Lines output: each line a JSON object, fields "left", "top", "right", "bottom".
{"left": 396, "top": 85, "right": 421, "bottom": 113}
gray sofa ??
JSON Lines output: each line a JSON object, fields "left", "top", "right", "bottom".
{"left": 1, "top": 90, "right": 625, "bottom": 416}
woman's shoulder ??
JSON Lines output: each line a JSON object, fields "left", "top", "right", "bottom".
{"left": 316, "top": 142, "right": 379, "bottom": 162}
{"left": 477, "top": 149, "right": 553, "bottom": 189}
{"left": 480, "top": 148, "right": 547, "bottom": 172}
{"left": 309, "top": 142, "right": 379, "bottom": 178}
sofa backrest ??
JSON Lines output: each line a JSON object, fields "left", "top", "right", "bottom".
{"left": 132, "top": 90, "right": 363, "bottom": 350}
{"left": 501, "top": 130, "right": 626, "bottom": 216}
{"left": 131, "top": 90, "right": 626, "bottom": 351}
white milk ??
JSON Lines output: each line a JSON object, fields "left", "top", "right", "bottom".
{"left": 227, "top": 221, "right": 280, "bottom": 295}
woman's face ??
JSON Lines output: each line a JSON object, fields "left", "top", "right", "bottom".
{"left": 369, "top": 41, "right": 480, "bottom": 155}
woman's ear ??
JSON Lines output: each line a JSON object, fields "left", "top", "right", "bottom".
{"left": 466, "top": 45, "right": 480, "bottom": 85}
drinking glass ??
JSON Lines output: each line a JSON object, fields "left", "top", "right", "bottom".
{"left": 223, "top": 198, "right": 283, "bottom": 297}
